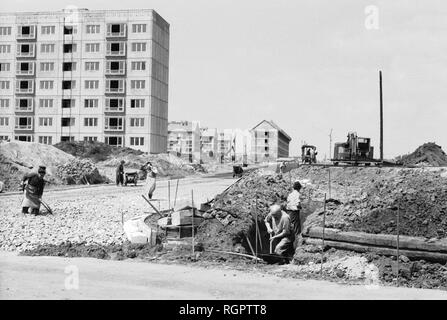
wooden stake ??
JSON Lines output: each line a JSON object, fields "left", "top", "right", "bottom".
{"left": 168, "top": 180, "right": 171, "bottom": 210}
{"left": 173, "top": 179, "right": 179, "bottom": 208}
{"left": 321, "top": 193, "right": 327, "bottom": 275}
{"left": 328, "top": 167, "right": 331, "bottom": 199}
{"left": 191, "top": 189, "right": 195, "bottom": 255}
{"left": 255, "top": 196, "right": 259, "bottom": 265}
{"left": 121, "top": 211, "right": 124, "bottom": 225}
{"left": 397, "top": 205, "right": 400, "bottom": 286}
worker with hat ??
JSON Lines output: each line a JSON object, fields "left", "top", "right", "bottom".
{"left": 21, "top": 165, "right": 46, "bottom": 215}
{"left": 286, "top": 181, "right": 303, "bottom": 249}
{"left": 116, "top": 160, "right": 125, "bottom": 186}
{"left": 264, "top": 204, "right": 294, "bottom": 257}
{"left": 142, "top": 161, "right": 158, "bottom": 199}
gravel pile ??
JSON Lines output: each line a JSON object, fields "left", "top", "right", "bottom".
{"left": 56, "top": 159, "right": 108, "bottom": 185}
{"left": 397, "top": 142, "right": 447, "bottom": 167}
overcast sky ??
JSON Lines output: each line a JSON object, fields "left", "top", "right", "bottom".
{"left": 3, "top": 0, "right": 447, "bottom": 158}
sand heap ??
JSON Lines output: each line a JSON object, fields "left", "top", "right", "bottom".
{"left": 398, "top": 143, "right": 447, "bottom": 167}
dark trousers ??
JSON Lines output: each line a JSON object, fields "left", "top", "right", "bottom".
{"left": 116, "top": 173, "right": 124, "bottom": 185}
{"left": 287, "top": 209, "right": 301, "bottom": 238}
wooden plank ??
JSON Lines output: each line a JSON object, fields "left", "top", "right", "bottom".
{"left": 305, "top": 238, "right": 447, "bottom": 263}
{"left": 303, "top": 227, "right": 447, "bottom": 253}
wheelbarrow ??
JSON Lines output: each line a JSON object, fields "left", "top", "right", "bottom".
{"left": 124, "top": 172, "right": 138, "bottom": 186}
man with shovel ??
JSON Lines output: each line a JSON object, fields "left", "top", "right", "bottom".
{"left": 264, "top": 204, "right": 294, "bottom": 257}
{"left": 21, "top": 165, "right": 46, "bottom": 215}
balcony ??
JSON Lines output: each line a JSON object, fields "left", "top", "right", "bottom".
{"left": 15, "top": 98, "right": 34, "bottom": 112}
{"left": 16, "top": 26, "right": 36, "bottom": 40}
{"left": 15, "top": 62, "right": 35, "bottom": 76}
{"left": 105, "top": 61, "right": 126, "bottom": 75}
{"left": 15, "top": 80, "right": 34, "bottom": 94}
{"left": 104, "top": 117, "right": 124, "bottom": 131}
{"left": 106, "top": 24, "right": 127, "bottom": 38}
{"left": 16, "top": 44, "right": 35, "bottom": 58}
{"left": 105, "top": 79, "right": 125, "bottom": 94}
{"left": 105, "top": 98, "right": 125, "bottom": 112}
{"left": 15, "top": 117, "right": 33, "bottom": 130}
{"left": 106, "top": 42, "right": 126, "bottom": 56}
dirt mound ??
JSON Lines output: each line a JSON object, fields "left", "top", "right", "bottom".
{"left": 300, "top": 166, "right": 447, "bottom": 239}
{"left": 56, "top": 159, "right": 108, "bottom": 185}
{"left": 397, "top": 142, "right": 447, "bottom": 167}
{"left": 197, "top": 170, "right": 291, "bottom": 252}
{"left": 0, "top": 141, "right": 75, "bottom": 191}
{"left": 54, "top": 141, "right": 144, "bottom": 162}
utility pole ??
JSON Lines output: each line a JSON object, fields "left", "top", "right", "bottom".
{"left": 379, "top": 70, "right": 383, "bottom": 161}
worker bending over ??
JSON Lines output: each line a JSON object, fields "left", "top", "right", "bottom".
{"left": 21, "top": 165, "right": 46, "bottom": 215}
{"left": 264, "top": 204, "right": 294, "bottom": 257}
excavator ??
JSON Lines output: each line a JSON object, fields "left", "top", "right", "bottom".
{"left": 332, "top": 132, "right": 378, "bottom": 166}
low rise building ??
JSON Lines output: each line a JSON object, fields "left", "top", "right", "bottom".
{"left": 250, "top": 120, "right": 291, "bottom": 163}
{"left": 167, "top": 120, "right": 200, "bottom": 162}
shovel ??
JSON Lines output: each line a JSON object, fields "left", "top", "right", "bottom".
{"left": 38, "top": 199, "right": 54, "bottom": 215}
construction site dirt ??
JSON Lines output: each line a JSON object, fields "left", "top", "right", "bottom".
{"left": 3, "top": 157, "right": 447, "bottom": 291}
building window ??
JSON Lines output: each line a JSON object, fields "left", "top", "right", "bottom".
{"left": 15, "top": 135, "right": 33, "bottom": 142}
{"left": 61, "top": 118, "right": 75, "bottom": 127}
{"left": 85, "top": 61, "right": 99, "bottom": 71}
{"left": 83, "top": 136, "right": 98, "bottom": 142}
{"left": 60, "top": 136, "right": 75, "bottom": 142}
{"left": 84, "top": 117, "right": 98, "bottom": 127}
{"left": 85, "top": 43, "right": 100, "bottom": 52}
{"left": 15, "top": 117, "right": 33, "bottom": 129}
{"left": 17, "top": 43, "right": 34, "bottom": 56}
{"left": 0, "top": 27, "right": 12, "bottom": 36}
{"left": 0, "top": 136, "right": 9, "bottom": 141}
{"left": 105, "top": 98, "right": 125, "bottom": 111}
{"left": 0, "top": 63, "right": 10, "bottom": 72}
{"left": 104, "top": 136, "right": 123, "bottom": 146}
{"left": 130, "top": 137, "right": 144, "bottom": 146}
{"left": 105, "top": 117, "right": 124, "bottom": 130}
{"left": 107, "top": 23, "right": 126, "bottom": 37}
{"left": 106, "top": 61, "right": 125, "bottom": 74}
{"left": 62, "top": 81, "right": 75, "bottom": 90}
{"left": 132, "top": 24, "right": 147, "bottom": 33}
{"left": 63, "top": 43, "right": 76, "bottom": 53}
{"left": 0, "top": 81, "right": 10, "bottom": 89}
{"left": 39, "top": 99, "right": 53, "bottom": 108}
{"left": 0, "top": 117, "right": 9, "bottom": 126}
{"left": 130, "top": 80, "right": 145, "bottom": 89}
{"left": 41, "top": 43, "right": 55, "bottom": 53}
{"left": 130, "top": 99, "right": 144, "bottom": 108}
{"left": 63, "top": 62, "right": 76, "bottom": 71}
{"left": 61, "top": 99, "right": 75, "bottom": 108}
{"left": 86, "top": 25, "right": 100, "bottom": 34}
{"left": 131, "top": 42, "right": 147, "bottom": 52}
{"left": 105, "top": 79, "right": 125, "bottom": 93}
{"left": 41, "top": 26, "right": 55, "bottom": 34}
{"left": 0, "top": 45, "right": 11, "bottom": 53}
{"left": 64, "top": 25, "right": 77, "bottom": 35}
{"left": 39, "top": 80, "right": 54, "bottom": 90}
{"left": 84, "top": 99, "right": 98, "bottom": 108}
{"left": 40, "top": 62, "right": 54, "bottom": 71}
{"left": 0, "top": 99, "right": 9, "bottom": 108}
{"left": 38, "top": 117, "right": 53, "bottom": 126}
{"left": 85, "top": 80, "right": 99, "bottom": 89}
{"left": 131, "top": 61, "right": 146, "bottom": 71}
{"left": 38, "top": 136, "right": 53, "bottom": 145}
{"left": 130, "top": 118, "right": 144, "bottom": 127}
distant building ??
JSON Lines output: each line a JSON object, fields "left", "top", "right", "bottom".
{"left": 0, "top": 8, "right": 169, "bottom": 153}
{"left": 167, "top": 121, "right": 200, "bottom": 162}
{"left": 200, "top": 127, "right": 217, "bottom": 161}
{"left": 250, "top": 120, "right": 291, "bottom": 162}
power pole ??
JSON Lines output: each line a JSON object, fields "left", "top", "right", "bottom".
{"left": 379, "top": 70, "right": 383, "bottom": 161}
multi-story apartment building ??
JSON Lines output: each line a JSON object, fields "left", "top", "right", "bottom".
{"left": 200, "top": 127, "right": 217, "bottom": 161}
{"left": 250, "top": 120, "right": 291, "bottom": 162}
{"left": 0, "top": 8, "right": 169, "bottom": 153}
{"left": 167, "top": 121, "right": 201, "bottom": 163}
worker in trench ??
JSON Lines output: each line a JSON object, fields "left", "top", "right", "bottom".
{"left": 142, "top": 161, "right": 159, "bottom": 199}
{"left": 21, "top": 165, "right": 46, "bottom": 215}
{"left": 264, "top": 204, "right": 294, "bottom": 257}
{"left": 116, "top": 160, "right": 125, "bottom": 186}
{"left": 285, "top": 181, "right": 303, "bottom": 248}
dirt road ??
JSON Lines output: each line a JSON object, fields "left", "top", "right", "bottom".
{"left": 1, "top": 252, "right": 446, "bottom": 300}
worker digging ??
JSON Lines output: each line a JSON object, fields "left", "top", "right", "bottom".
{"left": 21, "top": 165, "right": 46, "bottom": 215}
{"left": 264, "top": 204, "right": 294, "bottom": 259}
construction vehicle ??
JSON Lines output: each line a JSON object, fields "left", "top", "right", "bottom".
{"left": 332, "top": 132, "right": 379, "bottom": 166}
{"left": 301, "top": 145, "right": 317, "bottom": 164}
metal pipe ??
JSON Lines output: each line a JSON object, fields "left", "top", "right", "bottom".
{"left": 379, "top": 70, "right": 384, "bottom": 161}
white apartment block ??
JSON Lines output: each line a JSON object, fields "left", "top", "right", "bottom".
{"left": 0, "top": 8, "right": 169, "bottom": 153}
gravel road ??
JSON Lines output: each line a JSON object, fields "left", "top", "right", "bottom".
{"left": 0, "top": 175, "right": 235, "bottom": 252}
